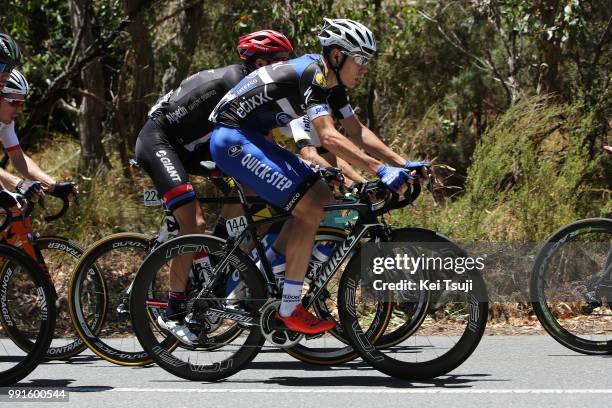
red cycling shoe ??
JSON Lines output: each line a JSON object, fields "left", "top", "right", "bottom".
{"left": 275, "top": 304, "right": 337, "bottom": 334}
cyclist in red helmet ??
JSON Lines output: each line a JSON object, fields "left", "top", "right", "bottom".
{"left": 237, "top": 29, "right": 294, "bottom": 68}
{"left": 135, "top": 29, "right": 296, "bottom": 345}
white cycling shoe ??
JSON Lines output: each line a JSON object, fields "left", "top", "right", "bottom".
{"left": 157, "top": 316, "right": 199, "bottom": 346}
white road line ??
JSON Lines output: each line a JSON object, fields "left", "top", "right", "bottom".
{"left": 109, "top": 388, "right": 612, "bottom": 394}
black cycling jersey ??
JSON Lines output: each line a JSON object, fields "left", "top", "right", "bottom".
{"left": 149, "top": 64, "right": 248, "bottom": 150}
{"left": 210, "top": 54, "right": 352, "bottom": 134}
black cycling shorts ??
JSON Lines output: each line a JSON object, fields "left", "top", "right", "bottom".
{"left": 135, "top": 119, "right": 212, "bottom": 211}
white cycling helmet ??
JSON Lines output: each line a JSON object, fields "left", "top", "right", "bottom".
{"left": 1, "top": 69, "right": 29, "bottom": 95}
{"left": 318, "top": 18, "right": 376, "bottom": 57}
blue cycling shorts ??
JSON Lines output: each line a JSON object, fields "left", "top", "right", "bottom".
{"left": 210, "top": 125, "right": 319, "bottom": 212}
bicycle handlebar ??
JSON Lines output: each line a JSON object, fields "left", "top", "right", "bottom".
{"left": 43, "top": 194, "right": 73, "bottom": 222}
{"left": 348, "top": 172, "right": 426, "bottom": 217}
{"left": 0, "top": 192, "right": 73, "bottom": 230}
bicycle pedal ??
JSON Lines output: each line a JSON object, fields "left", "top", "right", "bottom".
{"left": 115, "top": 299, "right": 131, "bottom": 317}
{"left": 583, "top": 291, "right": 602, "bottom": 311}
{"left": 115, "top": 307, "right": 130, "bottom": 317}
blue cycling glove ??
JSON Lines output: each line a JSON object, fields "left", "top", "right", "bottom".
{"left": 376, "top": 165, "right": 412, "bottom": 192}
{"left": 404, "top": 160, "right": 431, "bottom": 171}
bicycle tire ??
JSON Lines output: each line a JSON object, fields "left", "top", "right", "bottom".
{"left": 130, "top": 234, "right": 267, "bottom": 381}
{"left": 0, "top": 236, "right": 93, "bottom": 360}
{"left": 0, "top": 243, "right": 56, "bottom": 386}
{"left": 284, "top": 227, "right": 393, "bottom": 365}
{"left": 530, "top": 218, "right": 612, "bottom": 354}
{"left": 339, "top": 227, "right": 488, "bottom": 379}
{"left": 68, "top": 232, "right": 172, "bottom": 366}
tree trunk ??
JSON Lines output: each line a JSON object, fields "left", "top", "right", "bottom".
{"left": 534, "top": 1, "right": 562, "bottom": 95}
{"left": 162, "top": 0, "right": 205, "bottom": 93}
{"left": 114, "top": 51, "right": 134, "bottom": 180}
{"left": 68, "top": 0, "right": 110, "bottom": 171}
{"left": 365, "top": 0, "right": 381, "bottom": 132}
{"left": 123, "top": 0, "right": 156, "bottom": 148}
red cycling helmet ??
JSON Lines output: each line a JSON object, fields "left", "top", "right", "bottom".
{"left": 236, "top": 29, "right": 293, "bottom": 60}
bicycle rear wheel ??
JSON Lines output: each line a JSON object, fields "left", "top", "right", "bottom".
{"left": 0, "top": 243, "right": 56, "bottom": 386}
{"left": 531, "top": 218, "right": 612, "bottom": 354}
{"left": 130, "top": 234, "right": 267, "bottom": 381}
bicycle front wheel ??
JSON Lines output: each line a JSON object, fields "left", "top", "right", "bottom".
{"left": 339, "top": 228, "right": 488, "bottom": 379}
{"left": 1, "top": 237, "right": 93, "bottom": 360}
{"left": 531, "top": 218, "right": 612, "bottom": 354}
{"left": 0, "top": 244, "right": 56, "bottom": 386}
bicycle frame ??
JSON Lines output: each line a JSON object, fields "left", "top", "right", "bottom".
{"left": 198, "top": 180, "right": 391, "bottom": 319}
{"left": 0, "top": 211, "right": 51, "bottom": 282}
{"left": 0, "top": 197, "right": 72, "bottom": 286}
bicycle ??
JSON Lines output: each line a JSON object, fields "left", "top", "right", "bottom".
{"left": 67, "top": 164, "right": 394, "bottom": 366}
{"left": 0, "top": 199, "right": 57, "bottom": 386}
{"left": 530, "top": 217, "right": 612, "bottom": 354}
{"left": 129, "top": 164, "right": 488, "bottom": 381}
{"left": 0, "top": 191, "right": 102, "bottom": 360}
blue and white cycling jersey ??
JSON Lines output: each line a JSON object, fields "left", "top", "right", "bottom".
{"left": 210, "top": 54, "right": 338, "bottom": 134}
{"left": 209, "top": 54, "right": 352, "bottom": 211}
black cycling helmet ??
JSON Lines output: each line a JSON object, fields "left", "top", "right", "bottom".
{"left": 0, "top": 33, "right": 22, "bottom": 67}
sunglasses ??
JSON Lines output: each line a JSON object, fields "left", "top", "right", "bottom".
{"left": 341, "top": 51, "right": 371, "bottom": 66}
{"left": 1, "top": 97, "right": 25, "bottom": 107}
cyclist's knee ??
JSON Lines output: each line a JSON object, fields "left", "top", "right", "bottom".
{"left": 311, "top": 179, "right": 334, "bottom": 205}
{"left": 172, "top": 200, "right": 205, "bottom": 234}
{"left": 292, "top": 190, "right": 325, "bottom": 227}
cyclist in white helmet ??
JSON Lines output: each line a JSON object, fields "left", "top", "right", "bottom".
{"left": 209, "top": 18, "right": 430, "bottom": 334}
{"left": 0, "top": 69, "right": 77, "bottom": 203}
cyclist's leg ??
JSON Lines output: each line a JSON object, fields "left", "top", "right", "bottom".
{"left": 285, "top": 180, "right": 334, "bottom": 282}
{"left": 211, "top": 126, "right": 326, "bottom": 253}
{"left": 211, "top": 125, "right": 336, "bottom": 333}
{"left": 136, "top": 119, "right": 200, "bottom": 289}
{"left": 169, "top": 202, "right": 205, "bottom": 291}
{"left": 135, "top": 120, "right": 199, "bottom": 344}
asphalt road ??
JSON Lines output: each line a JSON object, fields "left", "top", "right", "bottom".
{"left": 2, "top": 336, "right": 611, "bottom": 408}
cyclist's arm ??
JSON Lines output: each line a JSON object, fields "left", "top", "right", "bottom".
{"left": 333, "top": 155, "right": 366, "bottom": 183}
{"left": 312, "top": 114, "right": 381, "bottom": 174}
{"left": 340, "top": 115, "right": 406, "bottom": 167}
{"left": 301, "top": 64, "right": 381, "bottom": 174}
{"left": 299, "top": 145, "right": 334, "bottom": 168}
{"left": 7, "top": 150, "right": 56, "bottom": 190}
{"left": 0, "top": 167, "right": 22, "bottom": 190}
